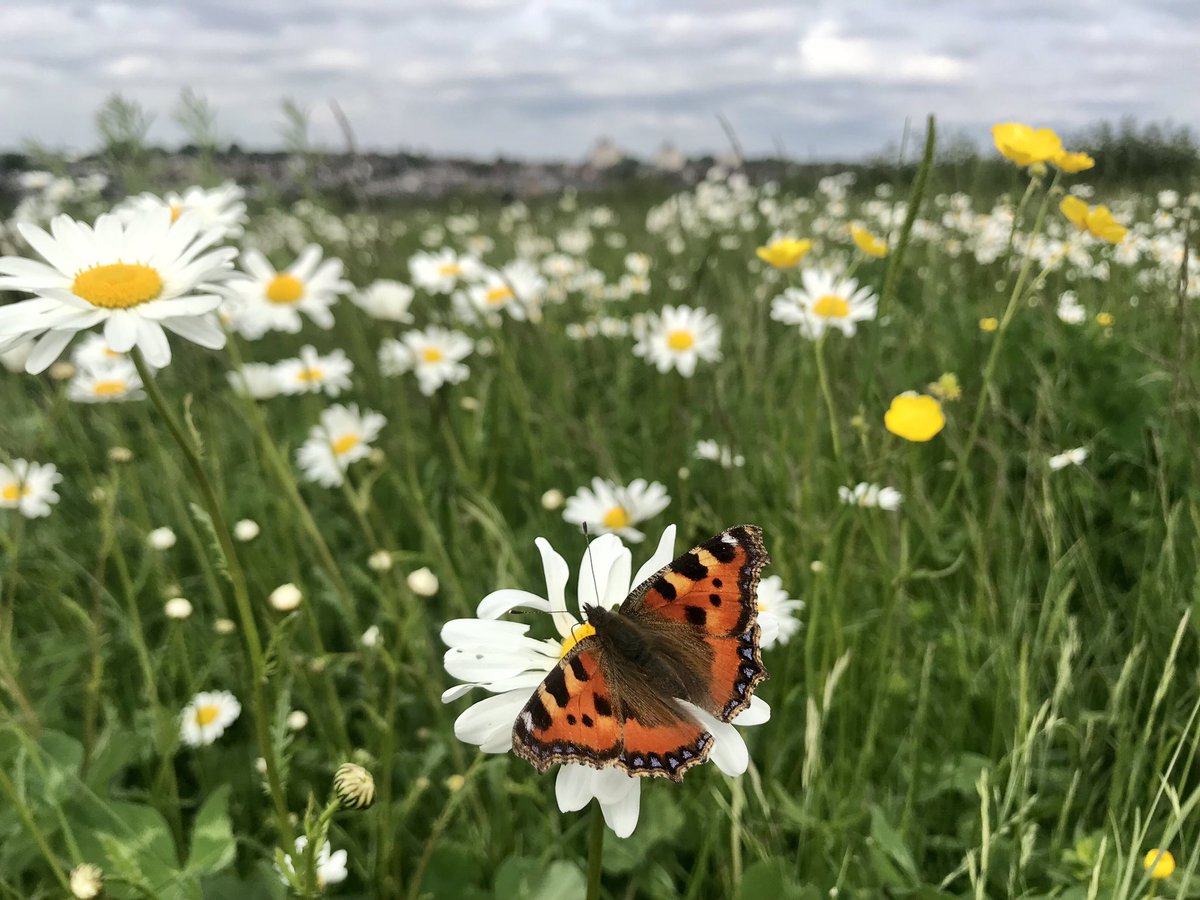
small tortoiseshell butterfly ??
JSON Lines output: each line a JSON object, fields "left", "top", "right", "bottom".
{"left": 512, "top": 524, "right": 769, "bottom": 782}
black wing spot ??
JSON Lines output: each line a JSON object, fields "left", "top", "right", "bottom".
{"left": 566, "top": 714, "right": 577, "bottom": 725}
{"left": 568, "top": 656, "right": 589, "bottom": 682}
{"left": 671, "top": 552, "right": 708, "bottom": 580}
{"left": 654, "top": 577, "right": 677, "bottom": 601}
{"left": 582, "top": 714, "right": 594, "bottom": 728}
{"left": 544, "top": 666, "right": 570, "bottom": 708}
{"left": 594, "top": 695, "right": 613, "bottom": 717}
{"left": 528, "top": 695, "right": 553, "bottom": 730}
{"left": 709, "top": 593, "right": 722, "bottom": 607}
{"left": 711, "top": 578, "right": 723, "bottom": 588}
{"left": 685, "top": 606, "right": 707, "bottom": 627}
{"left": 701, "top": 535, "right": 738, "bottom": 563}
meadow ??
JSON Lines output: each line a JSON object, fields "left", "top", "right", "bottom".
{"left": 0, "top": 116, "right": 1199, "bottom": 899}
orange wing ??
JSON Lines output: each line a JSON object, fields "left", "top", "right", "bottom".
{"left": 622, "top": 525, "right": 769, "bottom": 721}
{"left": 618, "top": 713, "right": 713, "bottom": 782}
{"left": 512, "top": 638, "right": 623, "bottom": 774}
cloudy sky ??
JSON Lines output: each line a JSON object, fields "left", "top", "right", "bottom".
{"left": 1, "top": 0, "right": 1196, "bottom": 160}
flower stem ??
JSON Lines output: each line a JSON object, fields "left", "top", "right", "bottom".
{"left": 813, "top": 334, "right": 844, "bottom": 469}
{"left": 586, "top": 801, "right": 606, "bottom": 900}
{"left": 130, "top": 351, "right": 293, "bottom": 843}
{"left": 0, "top": 765, "right": 71, "bottom": 891}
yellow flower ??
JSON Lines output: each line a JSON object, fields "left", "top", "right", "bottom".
{"left": 1053, "top": 150, "right": 1095, "bottom": 173}
{"left": 1144, "top": 849, "right": 1175, "bottom": 880}
{"left": 884, "top": 392, "right": 945, "bottom": 442}
{"left": 1095, "top": 312, "right": 1114, "bottom": 327}
{"left": 850, "top": 224, "right": 888, "bottom": 258}
{"left": 928, "top": 373, "right": 961, "bottom": 401}
{"left": 1059, "top": 197, "right": 1127, "bottom": 243}
{"left": 979, "top": 317, "right": 999, "bottom": 333}
{"left": 992, "top": 122, "right": 1063, "bottom": 167}
{"left": 756, "top": 237, "right": 813, "bottom": 269}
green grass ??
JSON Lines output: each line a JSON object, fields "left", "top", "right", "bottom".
{"left": 1, "top": 154, "right": 1199, "bottom": 900}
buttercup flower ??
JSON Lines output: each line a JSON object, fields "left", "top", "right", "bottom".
{"left": 838, "top": 482, "right": 903, "bottom": 510}
{"left": 1059, "top": 197, "right": 1127, "bottom": 243}
{"left": 755, "top": 236, "right": 812, "bottom": 269}
{"left": 224, "top": 245, "right": 351, "bottom": 338}
{"left": 0, "top": 209, "right": 235, "bottom": 373}
{"left": 979, "top": 317, "right": 999, "bottom": 332}
{"left": 180, "top": 690, "right": 241, "bottom": 747}
{"left": 441, "top": 526, "right": 770, "bottom": 837}
{"left": 850, "top": 224, "right": 888, "bottom": 258}
{"left": 1144, "top": 849, "right": 1175, "bottom": 880}
{"left": 755, "top": 575, "right": 804, "bottom": 649}
{"left": 1053, "top": 150, "right": 1095, "bottom": 174}
{"left": 991, "top": 123, "right": 1063, "bottom": 167}
{"left": 884, "top": 392, "right": 945, "bottom": 442}
{"left": 274, "top": 345, "right": 354, "bottom": 397}
{"left": 770, "top": 267, "right": 878, "bottom": 340}
{"left": 379, "top": 326, "right": 474, "bottom": 396}
{"left": 633, "top": 305, "right": 721, "bottom": 376}
{"left": 350, "top": 279, "right": 415, "bottom": 322}
{"left": 0, "top": 459, "right": 62, "bottom": 518}
{"left": 296, "top": 403, "right": 386, "bottom": 487}
{"left": 562, "top": 477, "right": 670, "bottom": 543}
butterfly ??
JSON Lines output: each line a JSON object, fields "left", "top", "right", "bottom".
{"left": 512, "top": 524, "right": 769, "bottom": 782}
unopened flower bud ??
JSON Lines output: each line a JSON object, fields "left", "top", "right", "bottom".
{"left": 333, "top": 762, "right": 376, "bottom": 810}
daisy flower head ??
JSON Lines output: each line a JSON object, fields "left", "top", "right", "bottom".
{"left": 0, "top": 209, "right": 235, "bottom": 373}
{"left": 1057, "top": 291, "right": 1086, "bottom": 324}
{"left": 66, "top": 358, "right": 144, "bottom": 403}
{"left": 180, "top": 690, "right": 241, "bottom": 747}
{"left": 770, "top": 267, "right": 877, "bottom": 340}
{"left": 694, "top": 440, "right": 745, "bottom": 468}
{"left": 632, "top": 305, "right": 721, "bottom": 377}
{"left": 838, "top": 482, "right": 903, "bottom": 510}
{"left": 755, "top": 575, "right": 803, "bottom": 649}
{"left": 379, "top": 326, "right": 474, "bottom": 396}
{"left": 350, "top": 278, "right": 415, "bottom": 323}
{"left": 274, "top": 345, "right": 354, "bottom": 397}
{"left": 116, "top": 182, "right": 247, "bottom": 239}
{"left": 296, "top": 403, "right": 386, "bottom": 487}
{"left": 409, "top": 248, "right": 484, "bottom": 295}
{"left": 223, "top": 245, "right": 350, "bottom": 339}
{"left": 227, "top": 362, "right": 282, "bottom": 400}
{"left": 1049, "top": 447, "right": 1088, "bottom": 470}
{"left": 277, "top": 837, "right": 348, "bottom": 889}
{"left": 441, "top": 526, "right": 771, "bottom": 837}
{"left": 0, "top": 459, "right": 62, "bottom": 518}
{"left": 466, "top": 260, "right": 547, "bottom": 321}
{"left": 562, "top": 477, "right": 670, "bottom": 543}
{"left": 71, "top": 332, "right": 131, "bottom": 371}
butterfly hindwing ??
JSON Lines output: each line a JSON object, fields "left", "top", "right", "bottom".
{"left": 617, "top": 710, "right": 713, "bottom": 782}
{"left": 511, "top": 638, "right": 622, "bottom": 774}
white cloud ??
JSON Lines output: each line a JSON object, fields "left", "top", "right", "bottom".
{"left": 788, "top": 19, "right": 969, "bottom": 84}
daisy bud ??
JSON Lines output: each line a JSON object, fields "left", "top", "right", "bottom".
{"left": 677, "top": 466, "right": 690, "bottom": 480}
{"left": 269, "top": 583, "right": 303, "bottom": 612}
{"left": 69, "top": 863, "right": 104, "bottom": 899}
{"left": 234, "top": 519, "right": 260, "bottom": 542}
{"left": 810, "top": 560, "right": 826, "bottom": 574}
{"left": 361, "top": 624, "right": 381, "bottom": 648}
{"left": 445, "top": 773, "right": 466, "bottom": 793}
{"left": 367, "top": 550, "right": 394, "bottom": 572}
{"left": 214, "top": 618, "right": 237, "bottom": 635}
{"left": 540, "top": 489, "right": 564, "bottom": 510}
{"left": 286, "top": 710, "right": 309, "bottom": 731}
{"left": 49, "top": 361, "right": 76, "bottom": 381}
{"left": 459, "top": 396, "right": 480, "bottom": 412}
{"left": 108, "top": 446, "right": 133, "bottom": 463}
{"left": 164, "top": 597, "right": 193, "bottom": 620}
{"left": 309, "top": 657, "right": 328, "bottom": 674}
{"left": 89, "top": 487, "right": 108, "bottom": 505}
{"left": 406, "top": 567, "right": 439, "bottom": 597}
{"left": 147, "top": 527, "right": 177, "bottom": 550}
{"left": 369, "top": 448, "right": 386, "bottom": 466}
{"left": 255, "top": 757, "right": 268, "bottom": 776}
{"left": 333, "top": 762, "right": 376, "bottom": 810}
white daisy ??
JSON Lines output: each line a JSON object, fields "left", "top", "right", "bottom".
{"left": 409, "top": 248, "right": 484, "bottom": 295}
{"left": 223, "top": 245, "right": 350, "bottom": 339}
{"left": 0, "top": 209, "right": 235, "bottom": 373}
{"left": 466, "top": 260, "right": 547, "bottom": 321}
{"left": 350, "top": 278, "right": 415, "bottom": 323}
{"left": 562, "top": 477, "right": 670, "bottom": 544}
{"left": 277, "top": 837, "right": 349, "bottom": 889}
{"left": 378, "top": 326, "right": 473, "bottom": 396}
{"left": 1056, "top": 291, "right": 1087, "bottom": 325}
{"left": 770, "top": 268, "right": 878, "bottom": 339}
{"left": 227, "top": 363, "right": 282, "bottom": 400}
{"left": 632, "top": 305, "right": 721, "bottom": 377}
{"left": 66, "top": 358, "right": 144, "bottom": 403}
{"left": 755, "top": 575, "right": 804, "bottom": 649}
{"left": 1049, "top": 447, "right": 1088, "bottom": 470}
{"left": 274, "top": 345, "right": 354, "bottom": 397}
{"left": 179, "top": 690, "right": 241, "bottom": 747}
{"left": 296, "top": 403, "right": 386, "bottom": 487}
{"left": 70, "top": 332, "right": 132, "bottom": 372}
{"left": 115, "top": 182, "right": 247, "bottom": 239}
{"left": 0, "top": 343, "right": 31, "bottom": 373}
{"left": 694, "top": 440, "right": 745, "bottom": 468}
{"left": 837, "top": 482, "right": 903, "bottom": 511}
{"left": 0, "top": 459, "right": 61, "bottom": 518}
{"left": 441, "top": 526, "right": 771, "bottom": 838}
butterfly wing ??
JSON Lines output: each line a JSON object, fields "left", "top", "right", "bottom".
{"left": 621, "top": 524, "right": 769, "bottom": 722}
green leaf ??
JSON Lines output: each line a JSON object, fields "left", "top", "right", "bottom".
{"left": 869, "top": 805, "right": 918, "bottom": 884}
{"left": 740, "top": 858, "right": 788, "bottom": 898}
{"left": 495, "top": 857, "right": 584, "bottom": 900}
{"left": 186, "top": 785, "right": 236, "bottom": 876}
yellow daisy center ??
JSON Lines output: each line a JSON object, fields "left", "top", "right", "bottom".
{"left": 169, "top": 204, "right": 183, "bottom": 223}
{"left": 297, "top": 367, "right": 324, "bottom": 383}
{"left": 195, "top": 704, "right": 220, "bottom": 727}
{"left": 602, "top": 506, "right": 630, "bottom": 529}
{"left": 485, "top": 285, "right": 514, "bottom": 305}
{"left": 1, "top": 484, "right": 22, "bottom": 502}
{"left": 72, "top": 263, "right": 164, "bottom": 309}
{"left": 422, "top": 347, "right": 445, "bottom": 363}
{"left": 666, "top": 329, "right": 695, "bottom": 351}
{"left": 812, "top": 294, "right": 850, "bottom": 319}
{"left": 266, "top": 273, "right": 304, "bottom": 305}
{"left": 438, "top": 263, "right": 462, "bottom": 277}
{"left": 92, "top": 380, "right": 128, "bottom": 397}
{"left": 331, "top": 433, "right": 360, "bottom": 455}
{"left": 559, "top": 622, "right": 596, "bottom": 658}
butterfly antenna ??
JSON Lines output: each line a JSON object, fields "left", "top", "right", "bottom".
{"left": 581, "top": 522, "right": 603, "bottom": 622}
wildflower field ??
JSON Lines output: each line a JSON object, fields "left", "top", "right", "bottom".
{"left": 1, "top": 119, "right": 1199, "bottom": 899}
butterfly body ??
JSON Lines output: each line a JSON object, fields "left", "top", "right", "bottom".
{"left": 513, "top": 525, "right": 769, "bottom": 781}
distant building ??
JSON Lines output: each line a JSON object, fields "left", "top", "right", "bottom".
{"left": 654, "top": 142, "right": 687, "bottom": 173}
{"left": 587, "top": 137, "right": 625, "bottom": 170}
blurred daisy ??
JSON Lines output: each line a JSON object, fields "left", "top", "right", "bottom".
{"left": 71, "top": 332, "right": 130, "bottom": 371}
{"left": 379, "top": 326, "right": 473, "bottom": 396}
{"left": 277, "top": 837, "right": 349, "bottom": 889}
{"left": 296, "top": 403, "right": 386, "bottom": 487}
{"left": 1056, "top": 291, "right": 1086, "bottom": 324}
{"left": 562, "top": 477, "right": 670, "bottom": 543}
{"left": 694, "top": 440, "right": 745, "bottom": 468}
{"left": 0, "top": 209, "right": 235, "bottom": 373}
{"left": 409, "top": 248, "right": 483, "bottom": 295}
{"left": 227, "top": 363, "right": 281, "bottom": 400}
{"left": 180, "top": 690, "right": 241, "bottom": 747}
{"left": 441, "top": 526, "right": 770, "bottom": 838}
{"left": 224, "top": 245, "right": 350, "bottom": 339}
{"left": 838, "top": 482, "right": 903, "bottom": 511}
{"left": 770, "top": 268, "right": 877, "bottom": 340}
{"left": 0, "top": 459, "right": 61, "bottom": 518}
{"left": 1049, "top": 447, "right": 1088, "bottom": 470}
{"left": 351, "top": 279, "right": 415, "bottom": 323}
{"left": 116, "top": 183, "right": 247, "bottom": 239}
{"left": 633, "top": 305, "right": 721, "bottom": 377}
{"left": 274, "top": 345, "right": 354, "bottom": 397}
{"left": 66, "top": 358, "right": 144, "bottom": 403}
{"left": 466, "top": 260, "right": 547, "bottom": 321}
{"left": 755, "top": 575, "right": 804, "bottom": 649}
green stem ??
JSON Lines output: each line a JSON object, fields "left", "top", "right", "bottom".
{"left": 0, "top": 765, "right": 71, "bottom": 891}
{"left": 586, "top": 801, "right": 606, "bottom": 900}
{"left": 878, "top": 114, "right": 936, "bottom": 318}
{"left": 813, "top": 334, "right": 844, "bottom": 469}
{"left": 130, "top": 351, "right": 293, "bottom": 843}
